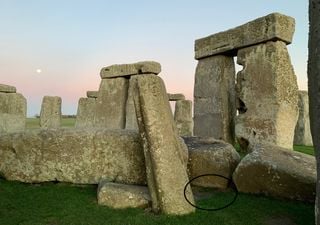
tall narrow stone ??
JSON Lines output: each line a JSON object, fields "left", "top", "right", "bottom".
{"left": 294, "top": 91, "right": 313, "bottom": 146}
{"left": 235, "top": 41, "right": 299, "bottom": 150}
{"left": 174, "top": 100, "right": 193, "bottom": 136}
{"left": 75, "top": 97, "right": 96, "bottom": 128}
{"left": 95, "top": 78, "right": 128, "bottom": 129}
{"left": 132, "top": 74, "right": 195, "bottom": 215}
{"left": 40, "top": 96, "right": 61, "bottom": 129}
{"left": 125, "top": 77, "right": 138, "bottom": 130}
{"left": 194, "top": 55, "right": 236, "bottom": 144}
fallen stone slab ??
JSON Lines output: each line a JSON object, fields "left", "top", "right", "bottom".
{"left": 97, "top": 181, "right": 151, "bottom": 209}
{"left": 132, "top": 74, "right": 195, "bottom": 215}
{"left": 40, "top": 96, "right": 62, "bottom": 129}
{"left": 184, "top": 137, "right": 240, "bottom": 189}
{"left": 168, "top": 93, "right": 185, "bottom": 101}
{"left": 233, "top": 143, "right": 316, "bottom": 202}
{"left": 100, "top": 61, "right": 161, "bottom": 78}
{"left": 0, "top": 84, "right": 16, "bottom": 93}
{"left": 0, "top": 128, "right": 146, "bottom": 185}
{"left": 86, "top": 91, "right": 98, "bottom": 98}
{"left": 195, "top": 13, "right": 295, "bottom": 59}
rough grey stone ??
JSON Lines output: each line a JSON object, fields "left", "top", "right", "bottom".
{"left": 0, "top": 84, "right": 16, "bottom": 93}
{"left": 0, "top": 128, "right": 146, "bottom": 185}
{"left": 174, "top": 100, "right": 193, "bottom": 136}
{"left": 132, "top": 74, "right": 195, "bottom": 215}
{"left": 195, "top": 13, "right": 295, "bottom": 59}
{"left": 194, "top": 55, "right": 236, "bottom": 144}
{"left": 40, "top": 96, "right": 62, "bottom": 129}
{"left": 97, "top": 181, "right": 151, "bottom": 209}
{"left": 75, "top": 97, "right": 96, "bottom": 128}
{"left": 233, "top": 143, "right": 316, "bottom": 202}
{"left": 125, "top": 77, "right": 139, "bottom": 130}
{"left": 168, "top": 93, "right": 185, "bottom": 101}
{"left": 100, "top": 61, "right": 161, "bottom": 78}
{"left": 86, "top": 91, "right": 98, "bottom": 98}
{"left": 235, "top": 41, "right": 299, "bottom": 150}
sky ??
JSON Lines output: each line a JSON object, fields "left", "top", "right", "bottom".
{"left": 0, "top": 0, "right": 309, "bottom": 117}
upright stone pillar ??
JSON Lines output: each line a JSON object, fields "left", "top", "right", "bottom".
{"left": 174, "top": 100, "right": 193, "bottom": 136}
{"left": 193, "top": 55, "right": 236, "bottom": 144}
{"left": 40, "top": 96, "right": 61, "bottom": 128}
{"left": 235, "top": 41, "right": 299, "bottom": 150}
{"left": 125, "top": 78, "right": 139, "bottom": 130}
{"left": 75, "top": 97, "right": 96, "bottom": 128}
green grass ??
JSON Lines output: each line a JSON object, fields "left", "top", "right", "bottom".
{"left": 0, "top": 178, "right": 314, "bottom": 225}
{"left": 26, "top": 118, "right": 76, "bottom": 129}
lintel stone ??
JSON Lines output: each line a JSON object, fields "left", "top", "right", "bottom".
{"left": 86, "top": 91, "right": 98, "bottom": 98}
{"left": 0, "top": 84, "right": 16, "bottom": 93}
{"left": 168, "top": 93, "right": 185, "bottom": 101}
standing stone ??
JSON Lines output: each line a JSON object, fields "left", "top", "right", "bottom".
{"left": 0, "top": 84, "right": 16, "bottom": 93}
{"left": 0, "top": 92, "right": 26, "bottom": 133}
{"left": 194, "top": 55, "right": 236, "bottom": 144}
{"left": 40, "top": 96, "right": 62, "bottom": 128}
{"left": 75, "top": 97, "right": 96, "bottom": 128}
{"left": 132, "top": 74, "right": 195, "bottom": 215}
{"left": 125, "top": 77, "right": 138, "bottom": 130}
{"left": 174, "top": 100, "right": 193, "bottom": 136}
{"left": 95, "top": 78, "right": 128, "bottom": 129}
{"left": 235, "top": 41, "right": 299, "bottom": 150}
{"left": 294, "top": 91, "right": 313, "bottom": 146}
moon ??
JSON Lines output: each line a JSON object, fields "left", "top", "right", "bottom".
{"left": 36, "top": 69, "right": 42, "bottom": 74}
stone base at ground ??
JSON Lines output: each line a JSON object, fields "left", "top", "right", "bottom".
{"left": 233, "top": 143, "right": 316, "bottom": 202}
{"left": 0, "top": 128, "right": 146, "bottom": 184}
{"left": 97, "top": 181, "right": 151, "bottom": 209}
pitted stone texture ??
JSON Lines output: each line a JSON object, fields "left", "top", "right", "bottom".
{"left": 174, "top": 100, "right": 193, "bottom": 136}
{"left": 100, "top": 61, "right": 161, "bottom": 78}
{"left": 132, "top": 74, "right": 195, "bottom": 215}
{"left": 0, "top": 92, "right": 26, "bottom": 133}
{"left": 184, "top": 137, "right": 240, "bottom": 189}
{"left": 95, "top": 78, "right": 128, "bottom": 129}
{"left": 75, "top": 98, "right": 96, "bottom": 128}
{"left": 125, "top": 78, "right": 138, "bottom": 130}
{"left": 97, "top": 181, "right": 151, "bottom": 209}
{"left": 168, "top": 93, "right": 185, "bottom": 101}
{"left": 194, "top": 55, "right": 236, "bottom": 144}
{"left": 294, "top": 91, "right": 313, "bottom": 146}
{"left": 0, "top": 84, "right": 16, "bottom": 93}
{"left": 235, "top": 41, "right": 299, "bottom": 150}
{"left": 0, "top": 128, "right": 146, "bottom": 184}
{"left": 86, "top": 91, "right": 98, "bottom": 98}
{"left": 233, "top": 143, "right": 316, "bottom": 202}
{"left": 40, "top": 96, "right": 61, "bottom": 129}
{"left": 195, "top": 13, "right": 295, "bottom": 59}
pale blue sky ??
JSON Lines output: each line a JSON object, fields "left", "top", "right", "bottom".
{"left": 0, "top": 0, "right": 308, "bottom": 116}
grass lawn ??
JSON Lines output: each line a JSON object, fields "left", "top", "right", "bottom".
{"left": 26, "top": 118, "right": 76, "bottom": 129}
{"left": 0, "top": 178, "right": 314, "bottom": 225}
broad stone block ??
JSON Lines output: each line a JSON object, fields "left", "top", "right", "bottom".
{"left": 194, "top": 55, "right": 236, "bottom": 144}
{"left": 95, "top": 78, "right": 128, "bottom": 129}
{"left": 40, "top": 96, "right": 62, "bottom": 128}
{"left": 0, "top": 92, "right": 26, "bottom": 133}
{"left": 168, "top": 93, "right": 185, "bottom": 101}
{"left": 0, "top": 128, "right": 146, "bottom": 184}
{"left": 125, "top": 77, "right": 138, "bottom": 130}
{"left": 100, "top": 61, "right": 161, "bottom": 78}
{"left": 184, "top": 137, "right": 240, "bottom": 189}
{"left": 294, "top": 91, "right": 313, "bottom": 146}
{"left": 132, "top": 74, "right": 195, "bottom": 215}
{"left": 86, "top": 91, "right": 98, "bottom": 98}
{"left": 235, "top": 41, "right": 299, "bottom": 150}
{"left": 75, "top": 97, "right": 96, "bottom": 128}
{"left": 195, "top": 13, "right": 295, "bottom": 59}
{"left": 233, "top": 143, "right": 316, "bottom": 202}
{"left": 97, "top": 181, "right": 150, "bottom": 209}
{"left": 174, "top": 100, "right": 193, "bottom": 136}
{"left": 0, "top": 84, "right": 16, "bottom": 93}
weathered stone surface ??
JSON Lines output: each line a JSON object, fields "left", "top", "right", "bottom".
{"left": 168, "top": 93, "right": 185, "bottom": 101}
{"left": 195, "top": 13, "right": 295, "bottom": 59}
{"left": 40, "top": 96, "right": 61, "bottom": 129}
{"left": 97, "top": 181, "right": 150, "bottom": 209}
{"left": 184, "top": 137, "right": 240, "bottom": 189}
{"left": 0, "top": 92, "right": 26, "bottom": 133}
{"left": 100, "top": 61, "right": 161, "bottom": 78}
{"left": 233, "top": 143, "right": 316, "bottom": 202}
{"left": 125, "top": 78, "right": 138, "bottom": 130}
{"left": 75, "top": 98, "right": 96, "bottom": 128}
{"left": 294, "top": 91, "right": 313, "bottom": 146}
{"left": 0, "top": 128, "right": 146, "bottom": 184}
{"left": 132, "top": 74, "right": 195, "bottom": 215}
{"left": 174, "top": 100, "right": 193, "bottom": 136}
{"left": 194, "top": 55, "right": 235, "bottom": 144}
{"left": 0, "top": 84, "right": 16, "bottom": 93}
{"left": 95, "top": 78, "right": 128, "bottom": 129}
{"left": 86, "top": 91, "right": 98, "bottom": 98}
{"left": 235, "top": 41, "right": 299, "bottom": 150}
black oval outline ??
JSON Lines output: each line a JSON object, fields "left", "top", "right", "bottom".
{"left": 183, "top": 173, "right": 238, "bottom": 211}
